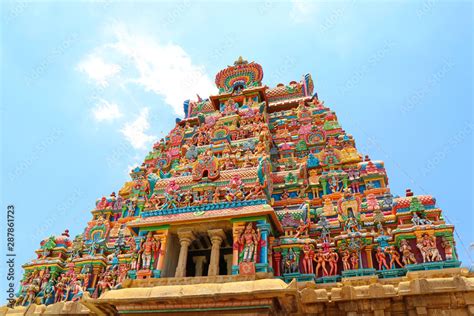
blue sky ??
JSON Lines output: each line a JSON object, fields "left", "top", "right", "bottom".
{"left": 1, "top": 0, "right": 472, "bottom": 301}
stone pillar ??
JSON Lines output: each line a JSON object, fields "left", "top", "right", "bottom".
{"left": 175, "top": 230, "right": 195, "bottom": 278}
{"left": 155, "top": 232, "right": 168, "bottom": 278}
{"left": 274, "top": 251, "right": 282, "bottom": 276}
{"left": 365, "top": 247, "right": 373, "bottom": 269}
{"left": 268, "top": 236, "right": 274, "bottom": 271}
{"left": 193, "top": 256, "right": 207, "bottom": 277}
{"left": 223, "top": 254, "right": 233, "bottom": 275}
{"left": 208, "top": 229, "right": 226, "bottom": 276}
{"left": 257, "top": 222, "right": 270, "bottom": 265}
{"left": 156, "top": 237, "right": 166, "bottom": 271}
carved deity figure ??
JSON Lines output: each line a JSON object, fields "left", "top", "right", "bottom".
{"left": 314, "top": 250, "right": 328, "bottom": 277}
{"left": 96, "top": 197, "right": 108, "bottom": 210}
{"left": 284, "top": 248, "right": 299, "bottom": 274}
{"left": 441, "top": 237, "right": 454, "bottom": 260}
{"left": 297, "top": 184, "right": 308, "bottom": 199}
{"left": 239, "top": 223, "right": 260, "bottom": 263}
{"left": 341, "top": 250, "right": 351, "bottom": 271}
{"left": 245, "top": 180, "right": 264, "bottom": 200}
{"left": 344, "top": 212, "right": 360, "bottom": 233}
{"left": 301, "top": 242, "right": 314, "bottom": 274}
{"left": 147, "top": 193, "right": 162, "bottom": 209}
{"left": 54, "top": 277, "right": 66, "bottom": 303}
{"left": 327, "top": 249, "right": 339, "bottom": 276}
{"left": 350, "top": 252, "right": 359, "bottom": 270}
{"left": 417, "top": 233, "right": 442, "bottom": 263}
{"left": 94, "top": 273, "right": 112, "bottom": 298}
{"left": 80, "top": 265, "right": 92, "bottom": 289}
{"left": 22, "top": 279, "right": 40, "bottom": 306}
{"left": 223, "top": 98, "right": 238, "bottom": 115}
{"left": 40, "top": 267, "right": 51, "bottom": 290}
{"left": 70, "top": 281, "right": 84, "bottom": 302}
{"left": 375, "top": 247, "right": 390, "bottom": 270}
{"left": 225, "top": 175, "right": 245, "bottom": 201}
{"left": 386, "top": 246, "right": 404, "bottom": 268}
{"left": 411, "top": 212, "right": 432, "bottom": 226}
{"left": 294, "top": 220, "right": 310, "bottom": 238}
{"left": 140, "top": 232, "right": 160, "bottom": 270}
{"left": 399, "top": 239, "right": 417, "bottom": 265}
{"left": 211, "top": 187, "right": 221, "bottom": 203}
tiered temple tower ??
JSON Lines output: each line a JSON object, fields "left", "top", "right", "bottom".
{"left": 8, "top": 58, "right": 471, "bottom": 315}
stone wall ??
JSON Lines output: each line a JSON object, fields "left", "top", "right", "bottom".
{"left": 3, "top": 268, "right": 473, "bottom": 315}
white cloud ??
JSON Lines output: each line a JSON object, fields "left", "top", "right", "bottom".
{"left": 120, "top": 107, "right": 155, "bottom": 150}
{"left": 107, "top": 25, "right": 216, "bottom": 115}
{"left": 76, "top": 54, "right": 121, "bottom": 87}
{"left": 290, "top": 0, "right": 317, "bottom": 23}
{"left": 77, "top": 23, "right": 216, "bottom": 152}
{"left": 91, "top": 99, "right": 123, "bottom": 122}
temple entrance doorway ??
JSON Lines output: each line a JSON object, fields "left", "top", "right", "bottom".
{"left": 185, "top": 231, "right": 234, "bottom": 277}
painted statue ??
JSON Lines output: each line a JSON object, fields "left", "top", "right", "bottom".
{"left": 399, "top": 239, "right": 417, "bottom": 265}
{"left": 239, "top": 223, "right": 260, "bottom": 263}
{"left": 301, "top": 242, "right": 314, "bottom": 274}
{"left": 375, "top": 247, "right": 390, "bottom": 270}
{"left": 139, "top": 232, "right": 160, "bottom": 270}
{"left": 417, "top": 233, "right": 442, "bottom": 263}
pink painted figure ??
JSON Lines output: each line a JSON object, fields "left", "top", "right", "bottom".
{"left": 313, "top": 250, "right": 328, "bottom": 277}
{"left": 375, "top": 247, "right": 390, "bottom": 270}
{"left": 301, "top": 242, "right": 314, "bottom": 274}
{"left": 350, "top": 252, "right": 359, "bottom": 270}
{"left": 328, "top": 249, "right": 339, "bottom": 276}
{"left": 342, "top": 250, "right": 351, "bottom": 271}
{"left": 386, "top": 246, "right": 404, "bottom": 268}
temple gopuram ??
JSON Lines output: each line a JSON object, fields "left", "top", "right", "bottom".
{"left": 4, "top": 58, "right": 473, "bottom": 315}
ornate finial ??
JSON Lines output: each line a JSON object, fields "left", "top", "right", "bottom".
{"left": 234, "top": 56, "right": 248, "bottom": 66}
{"left": 215, "top": 58, "right": 263, "bottom": 93}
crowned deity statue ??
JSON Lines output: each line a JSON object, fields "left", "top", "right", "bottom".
{"left": 239, "top": 223, "right": 260, "bottom": 263}
{"left": 139, "top": 232, "right": 160, "bottom": 270}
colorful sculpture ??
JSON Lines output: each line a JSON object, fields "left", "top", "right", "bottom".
{"left": 238, "top": 223, "right": 260, "bottom": 263}
{"left": 12, "top": 58, "right": 460, "bottom": 309}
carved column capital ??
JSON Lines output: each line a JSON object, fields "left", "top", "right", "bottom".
{"left": 208, "top": 229, "right": 226, "bottom": 245}
{"left": 177, "top": 229, "right": 196, "bottom": 246}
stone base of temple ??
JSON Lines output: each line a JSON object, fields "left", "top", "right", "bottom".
{"left": 1, "top": 300, "right": 90, "bottom": 316}
{"left": 3, "top": 268, "right": 474, "bottom": 315}
{"left": 122, "top": 272, "right": 272, "bottom": 288}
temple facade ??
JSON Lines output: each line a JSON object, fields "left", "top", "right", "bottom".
{"left": 4, "top": 58, "right": 473, "bottom": 315}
